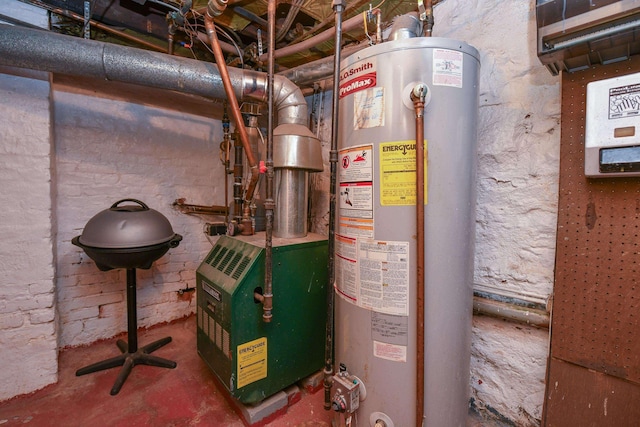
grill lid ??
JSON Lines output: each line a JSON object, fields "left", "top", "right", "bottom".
{"left": 77, "top": 199, "right": 177, "bottom": 249}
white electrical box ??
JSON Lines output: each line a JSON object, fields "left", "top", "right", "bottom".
{"left": 585, "top": 72, "right": 640, "bottom": 177}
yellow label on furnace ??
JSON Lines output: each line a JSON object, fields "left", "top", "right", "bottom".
{"left": 237, "top": 337, "right": 267, "bottom": 388}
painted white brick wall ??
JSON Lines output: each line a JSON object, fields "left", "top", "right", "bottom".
{"left": 0, "top": 67, "right": 57, "bottom": 401}
{"left": 54, "top": 83, "right": 227, "bottom": 347}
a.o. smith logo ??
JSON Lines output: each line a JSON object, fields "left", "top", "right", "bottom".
{"left": 339, "top": 72, "right": 377, "bottom": 98}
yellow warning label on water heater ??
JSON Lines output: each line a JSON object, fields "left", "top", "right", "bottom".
{"left": 237, "top": 337, "right": 267, "bottom": 388}
{"left": 379, "top": 140, "right": 427, "bottom": 206}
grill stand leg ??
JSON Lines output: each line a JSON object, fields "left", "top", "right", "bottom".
{"left": 75, "top": 268, "right": 177, "bottom": 395}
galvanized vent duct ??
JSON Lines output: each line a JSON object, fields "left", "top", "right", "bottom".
{"left": 0, "top": 23, "right": 322, "bottom": 238}
{"left": 0, "top": 23, "right": 309, "bottom": 128}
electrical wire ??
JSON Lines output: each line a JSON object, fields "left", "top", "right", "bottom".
{"left": 363, "top": 11, "right": 373, "bottom": 45}
{"left": 276, "top": 0, "right": 305, "bottom": 42}
{"left": 146, "top": 0, "right": 181, "bottom": 14}
{"left": 184, "top": 9, "right": 244, "bottom": 67}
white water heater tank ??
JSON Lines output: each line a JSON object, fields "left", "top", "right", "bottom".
{"left": 334, "top": 36, "right": 480, "bottom": 427}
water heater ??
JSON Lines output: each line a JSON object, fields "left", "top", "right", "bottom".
{"left": 334, "top": 36, "right": 480, "bottom": 426}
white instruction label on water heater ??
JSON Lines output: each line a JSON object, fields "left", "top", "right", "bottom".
{"left": 335, "top": 235, "right": 410, "bottom": 317}
{"left": 371, "top": 312, "right": 408, "bottom": 362}
{"left": 433, "top": 48, "right": 463, "bottom": 88}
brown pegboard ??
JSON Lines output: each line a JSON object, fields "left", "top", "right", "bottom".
{"left": 544, "top": 358, "right": 640, "bottom": 426}
{"left": 552, "top": 57, "right": 640, "bottom": 384}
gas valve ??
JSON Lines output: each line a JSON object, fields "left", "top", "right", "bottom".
{"left": 331, "top": 364, "right": 366, "bottom": 415}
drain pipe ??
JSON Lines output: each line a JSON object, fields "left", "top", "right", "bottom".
{"left": 411, "top": 83, "right": 428, "bottom": 427}
{"left": 324, "top": 0, "right": 346, "bottom": 412}
{"left": 204, "top": 0, "right": 259, "bottom": 235}
{"left": 262, "top": 0, "right": 276, "bottom": 323}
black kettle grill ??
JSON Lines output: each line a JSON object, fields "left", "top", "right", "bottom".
{"left": 72, "top": 199, "right": 182, "bottom": 395}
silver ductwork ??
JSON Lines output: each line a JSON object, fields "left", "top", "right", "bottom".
{"left": 0, "top": 23, "right": 309, "bottom": 128}
{"left": 0, "top": 23, "right": 322, "bottom": 237}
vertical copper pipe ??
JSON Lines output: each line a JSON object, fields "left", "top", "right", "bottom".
{"left": 411, "top": 84, "right": 427, "bottom": 427}
{"left": 204, "top": 16, "right": 259, "bottom": 226}
{"left": 422, "top": 0, "right": 434, "bottom": 37}
{"left": 168, "top": 33, "right": 174, "bottom": 55}
{"left": 325, "top": 0, "right": 346, "bottom": 412}
{"left": 262, "top": 0, "right": 276, "bottom": 323}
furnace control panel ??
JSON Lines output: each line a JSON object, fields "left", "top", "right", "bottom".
{"left": 585, "top": 72, "right": 640, "bottom": 177}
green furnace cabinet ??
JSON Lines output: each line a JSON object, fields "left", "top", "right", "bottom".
{"left": 196, "top": 232, "right": 328, "bottom": 404}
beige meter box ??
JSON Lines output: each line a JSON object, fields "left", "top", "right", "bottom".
{"left": 585, "top": 72, "right": 640, "bottom": 177}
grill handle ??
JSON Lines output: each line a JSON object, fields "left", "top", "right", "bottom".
{"left": 110, "top": 199, "right": 149, "bottom": 211}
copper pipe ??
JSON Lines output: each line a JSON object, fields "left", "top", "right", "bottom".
{"left": 262, "top": 0, "right": 276, "bottom": 323}
{"left": 172, "top": 199, "right": 228, "bottom": 215}
{"left": 370, "top": 8, "right": 382, "bottom": 44}
{"left": 289, "top": 0, "right": 371, "bottom": 44}
{"left": 258, "top": 10, "right": 379, "bottom": 63}
{"left": 420, "top": 0, "right": 434, "bottom": 36}
{"left": 204, "top": 16, "right": 259, "bottom": 231}
{"left": 168, "top": 33, "right": 175, "bottom": 55}
{"left": 31, "top": 0, "right": 168, "bottom": 53}
{"left": 194, "top": 31, "right": 240, "bottom": 56}
{"left": 411, "top": 84, "right": 427, "bottom": 427}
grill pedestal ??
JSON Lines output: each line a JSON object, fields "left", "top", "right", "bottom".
{"left": 75, "top": 268, "right": 177, "bottom": 395}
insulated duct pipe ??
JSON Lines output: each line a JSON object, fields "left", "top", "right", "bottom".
{"left": 0, "top": 24, "right": 309, "bottom": 128}
{"left": 324, "top": 0, "right": 345, "bottom": 412}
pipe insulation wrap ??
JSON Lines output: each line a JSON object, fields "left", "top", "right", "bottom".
{"left": 0, "top": 24, "right": 309, "bottom": 126}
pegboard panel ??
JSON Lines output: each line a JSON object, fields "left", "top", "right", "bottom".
{"left": 552, "top": 56, "right": 640, "bottom": 384}
{"left": 544, "top": 358, "right": 640, "bottom": 426}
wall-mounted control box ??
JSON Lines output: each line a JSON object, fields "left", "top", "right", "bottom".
{"left": 585, "top": 72, "right": 640, "bottom": 177}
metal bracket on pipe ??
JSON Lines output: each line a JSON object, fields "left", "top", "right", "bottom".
{"left": 83, "top": 1, "right": 91, "bottom": 39}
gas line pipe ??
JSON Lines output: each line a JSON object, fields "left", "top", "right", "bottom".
{"left": 324, "top": 0, "right": 346, "bottom": 413}
{"left": 262, "top": 0, "right": 277, "bottom": 323}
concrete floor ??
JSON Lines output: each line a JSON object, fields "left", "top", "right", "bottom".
{"left": 0, "top": 315, "right": 504, "bottom": 426}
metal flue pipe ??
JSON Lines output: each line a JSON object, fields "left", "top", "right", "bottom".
{"left": 324, "top": 0, "right": 346, "bottom": 412}
{"left": 0, "top": 24, "right": 309, "bottom": 127}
